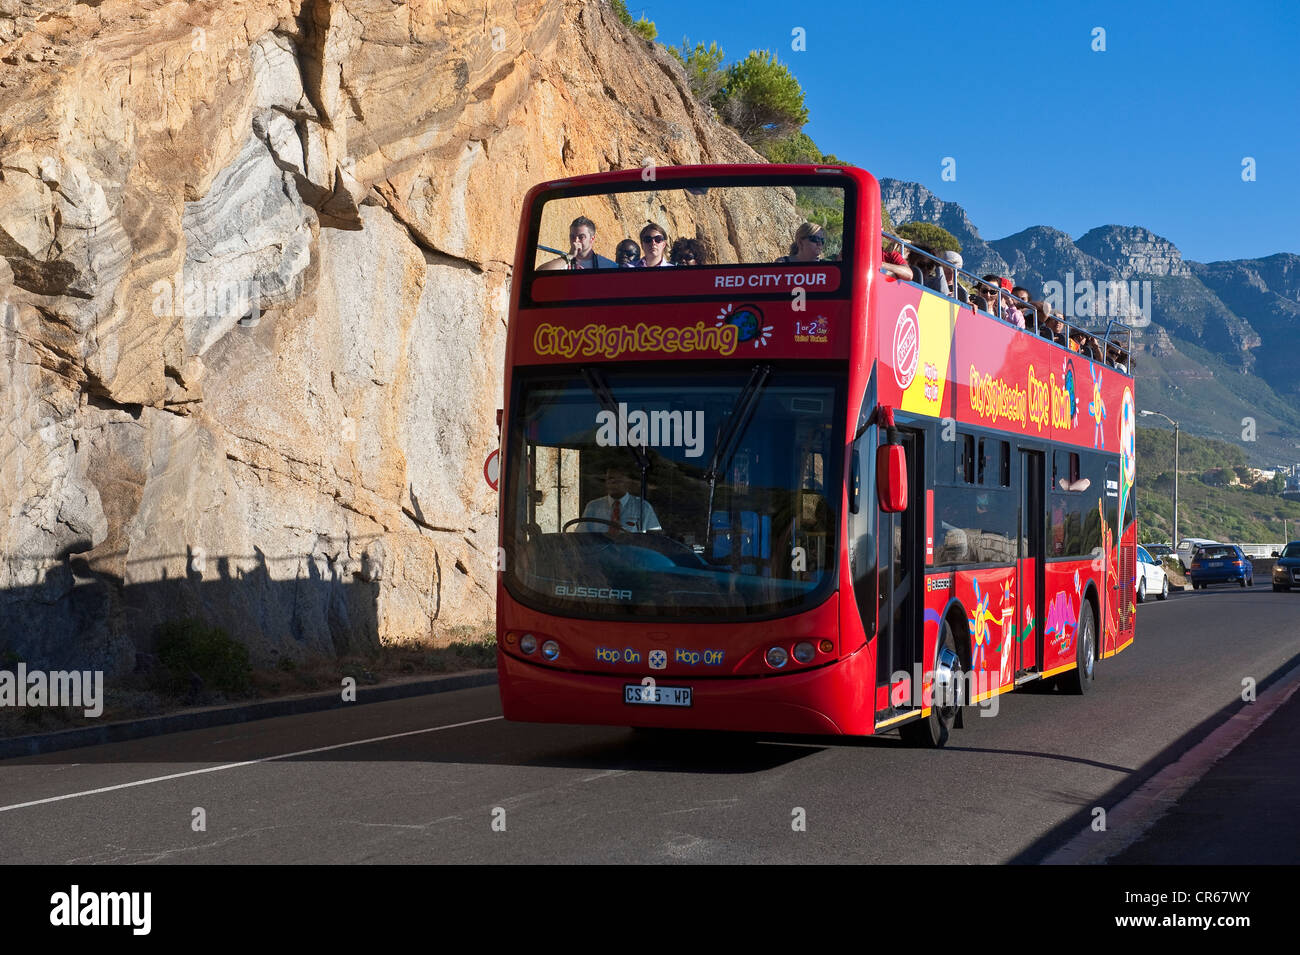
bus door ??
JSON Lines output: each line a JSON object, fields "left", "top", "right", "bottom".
{"left": 876, "top": 428, "right": 925, "bottom": 708}
{"left": 1018, "top": 449, "right": 1045, "bottom": 675}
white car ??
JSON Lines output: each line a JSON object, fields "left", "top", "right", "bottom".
{"left": 1175, "top": 537, "right": 1218, "bottom": 571}
{"left": 1136, "top": 545, "right": 1169, "bottom": 602}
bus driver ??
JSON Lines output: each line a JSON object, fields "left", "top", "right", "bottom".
{"left": 580, "top": 468, "right": 662, "bottom": 533}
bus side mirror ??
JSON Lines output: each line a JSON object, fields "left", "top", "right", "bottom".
{"left": 877, "top": 444, "right": 908, "bottom": 513}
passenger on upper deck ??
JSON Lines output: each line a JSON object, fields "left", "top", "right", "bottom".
{"left": 614, "top": 239, "right": 641, "bottom": 267}
{"left": 940, "top": 251, "right": 970, "bottom": 304}
{"left": 880, "top": 240, "right": 914, "bottom": 281}
{"left": 670, "top": 237, "right": 707, "bottom": 266}
{"left": 538, "top": 216, "right": 617, "bottom": 270}
{"left": 1038, "top": 307, "right": 1070, "bottom": 347}
{"left": 776, "top": 222, "right": 826, "bottom": 263}
{"left": 1106, "top": 341, "right": 1129, "bottom": 373}
{"left": 1072, "top": 330, "right": 1104, "bottom": 362}
{"left": 636, "top": 222, "right": 673, "bottom": 267}
{"left": 909, "top": 244, "right": 950, "bottom": 295}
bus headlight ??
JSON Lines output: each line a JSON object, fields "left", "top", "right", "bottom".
{"left": 541, "top": 640, "right": 560, "bottom": 661}
{"left": 766, "top": 647, "right": 789, "bottom": 668}
{"left": 519, "top": 633, "right": 538, "bottom": 654}
{"left": 793, "top": 641, "right": 816, "bottom": 664}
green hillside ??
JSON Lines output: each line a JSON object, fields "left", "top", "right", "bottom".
{"left": 1135, "top": 427, "right": 1300, "bottom": 545}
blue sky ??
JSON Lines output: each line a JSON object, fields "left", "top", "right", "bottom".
{"left": 635, "top": 0, "right": 1299, "bottom": 263}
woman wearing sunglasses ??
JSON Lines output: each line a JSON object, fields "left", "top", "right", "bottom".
{"left": 776, "top": 222, "right": 826, "bottom": 263}
{"left": 636, "top": 222, "right": 673, "bottom": 267}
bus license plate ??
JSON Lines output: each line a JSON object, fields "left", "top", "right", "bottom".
{"left": 624, "top": 684, "right": 692, "bottom": 707}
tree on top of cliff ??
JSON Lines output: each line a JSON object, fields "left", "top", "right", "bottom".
{"left": 632, "top": 15, "right": 657, "bottom": 42}
{"left": 895, "top": 222, "right": 962, "bottom": 253}
{"left": 714, "top": 51, "right": 809, "bottom": 146}
{"left": 668, "top": 38, "right": 727, "bottom": 104}
{"left": 611, "top": 1, "right": 657, "bottom": 41}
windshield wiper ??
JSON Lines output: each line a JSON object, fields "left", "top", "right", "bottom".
{"left": 582, "top": 367, "right": 651, "bottom": 532}
{"left": 703, "top": 364, "right": 772, "bottom": 546}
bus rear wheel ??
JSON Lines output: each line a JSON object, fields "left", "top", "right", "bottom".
{"left": 900, "top": 620, "right": 962, "bottom": 748}
{"left": 1059, "top": 602, "right": 1096, "bottom": 695}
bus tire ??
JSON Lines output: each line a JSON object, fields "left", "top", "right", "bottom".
{"left": 900, "top": 620, "right": 961, "bottom": 748}
{"left": 1137, "top": 578, "right": 1146, "bottom": 603}
{"left": 1059, "top": 601, "right": 1096, "bottom": 695}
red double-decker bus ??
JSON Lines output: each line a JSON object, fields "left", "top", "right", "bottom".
{"left": 496, "top": 164, "right": 1137, "bottom": 746}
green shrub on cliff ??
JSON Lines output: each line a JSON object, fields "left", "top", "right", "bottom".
{"left": 668, "top": 38, "right": 726, "bottom": 104}
{"left": 632, "top": 15, "right": 657, "bottom": 42}
{"left": 156, "top": 618, "right": 252, "bottom": 695}
{"left": 714, "top": 51, "right": 809, "bottom": 146}
{"left": 610, "top": 0, "right": 634, "bottom": 27}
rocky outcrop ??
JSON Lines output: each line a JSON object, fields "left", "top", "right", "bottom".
{"left": 0, "top": 0, "right": 763, "bottom": 670}
{"left": 878, "top": 178, "right": 1008, "bottom": 276}
{"left": 1076, "top": 226, "right": 1193, "bottom": 279}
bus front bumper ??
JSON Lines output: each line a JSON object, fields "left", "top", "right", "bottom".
{"left": 497, "top": 646, "right": 877, "bottom": 736}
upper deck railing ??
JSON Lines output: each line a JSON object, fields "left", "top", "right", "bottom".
{"left": 881, "top": 230, "right": 1134, "bottom": 375}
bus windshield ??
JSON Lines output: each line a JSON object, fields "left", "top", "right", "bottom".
{"left": 503, "top": 365, "right": 843, "bottom": 620}
{"left": 530, "top": 180, "right": 849, "bottom": 274}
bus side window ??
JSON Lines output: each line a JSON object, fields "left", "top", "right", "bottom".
{"left": 959, "top": 433, "right": 975, "bottom": 484}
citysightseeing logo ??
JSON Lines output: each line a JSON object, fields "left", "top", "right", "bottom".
{"left": 533, "top": 321, "right": 739, "bottom": 359}
{"left": 893, "top": 305, "right": 919, "bottom": 389}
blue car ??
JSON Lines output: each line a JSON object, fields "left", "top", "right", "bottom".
{"left": 1189, "top": 544, "right": 1253, "bottom": 589}
{"left": 1272, "top": 541, "right": 1300, "bottom": 592}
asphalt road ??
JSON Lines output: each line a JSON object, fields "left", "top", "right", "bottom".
{"left": 1, "top": 585, "right": 1296, "bottom": 864}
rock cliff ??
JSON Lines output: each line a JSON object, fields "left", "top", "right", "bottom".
{"left": 0, "top": 0, "right": 761, "bottom": 670}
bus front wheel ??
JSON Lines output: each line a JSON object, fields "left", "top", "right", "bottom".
{"left": 900, "top": 620, "right": 962, "bottom": 748}
{"left": 1059, "top": 602, "right": 1096, "bottom": 695}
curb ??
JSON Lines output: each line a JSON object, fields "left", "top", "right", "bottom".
{"left": 0, "top": 669, "right": 499, "bottom": 761}
{"left": 1041, "top": 658, "right": 1300, "bottom": 864}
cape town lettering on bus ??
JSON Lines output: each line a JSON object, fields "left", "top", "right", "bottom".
{"left": 534, "top": 321, "right": 738, "bottom": 359}
{"left": 969, "top": 363, "right": 1073, "bottom": 433}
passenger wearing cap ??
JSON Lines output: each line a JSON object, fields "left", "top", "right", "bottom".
{"left": 940, "top": 250, "right": 969, "bottom": 304}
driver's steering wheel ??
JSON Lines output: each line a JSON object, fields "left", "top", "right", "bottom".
{"left": 562, "top": 517, "right": 623, "bottom": 532}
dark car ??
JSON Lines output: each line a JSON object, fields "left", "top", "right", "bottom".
{"left": 1144, "top": 543, "right": 1173, "bottom": 561}
{"left": 1189, "top": 544, "right": 1254, "bottom": 589}
{"left": 1272, "top": 541, "right": 1300, "bottom": 592}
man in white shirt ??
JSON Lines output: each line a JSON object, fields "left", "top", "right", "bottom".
{"left": 581, "top": 468, "right": 661, "bottom": 533}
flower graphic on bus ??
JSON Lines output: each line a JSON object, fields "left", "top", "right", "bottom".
{"left": 968, "top": 578, "right": 998, "bottom": 671}
{"left": 1021, "top": 603, "right": 1035, "bottom": 644}
{"left": 1045, "top": 590, "right": 1077, "bottom": 655}
{"left": 1088, "top": 366, "right": 1107, "bottom": 448}
{"left": 1062, "top": 358, "right": 1079, "bottom": 428}
{"left": 716, "top": 304, "right": 773, "bottom": 348}
{"left": 998, "top": 579, "right": 1016, "bottom": 682}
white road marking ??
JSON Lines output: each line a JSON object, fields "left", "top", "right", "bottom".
{"left": 1043, "top": 661, "right": 1300, "bottom": 864}
{"left": 0, "top": 716, "right": 503, "bottom": 814}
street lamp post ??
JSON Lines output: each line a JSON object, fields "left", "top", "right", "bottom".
{"left": 1140, "top": 409, "right": 1179, "bottom": 552}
